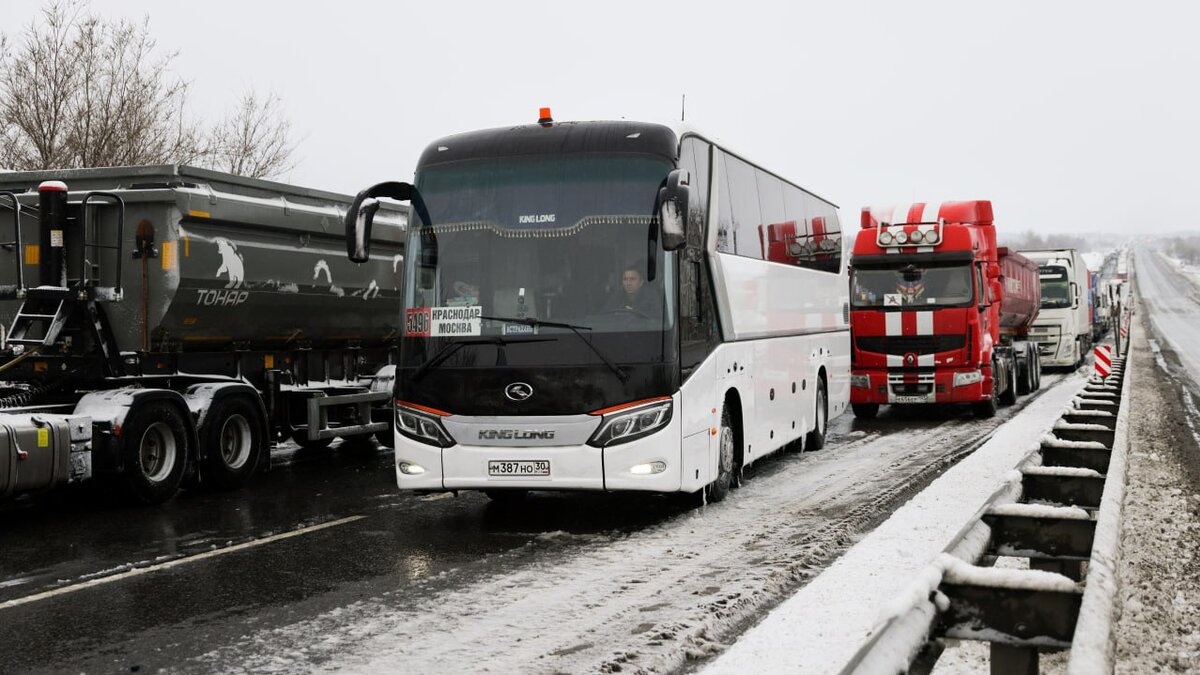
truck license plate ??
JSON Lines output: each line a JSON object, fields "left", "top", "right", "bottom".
{"left": 892, "top": 395, "right": 930, "bottom": 404}
{"left": 488, "top": 460, "right": 550, "bottom": 477}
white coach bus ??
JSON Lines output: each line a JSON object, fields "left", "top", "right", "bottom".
{"left": 345, "top": 112, "right": 850, "bottom": 503}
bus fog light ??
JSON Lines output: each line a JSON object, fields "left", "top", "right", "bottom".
{"left": 850, "top": 373, "right": 870, "bottom": 389}
{"left": 630, "top": 461, "right": 667, "bottom": 475}
{"left": 953, "top": 370, "right": 983, "bottom": 388}
{"left": 398, "top": 461, "right": 426, "bottom": 475}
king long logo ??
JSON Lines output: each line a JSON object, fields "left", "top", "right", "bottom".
{"left": 505, "top": 382, "right": 534, "bottom": 401}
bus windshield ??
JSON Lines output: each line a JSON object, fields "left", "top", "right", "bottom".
{"left": 401, "top": 154, "right": 676, "bottom": 365}
{"left": 851, "top": 264, "right": 974, "bottom": 308}
{"left": 1039, "top": 265, "right": 1072, "bottom": 308}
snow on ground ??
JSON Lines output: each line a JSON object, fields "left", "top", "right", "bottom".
{"left": 702, "top": 371, "right": 1084, "bottom": 674}
{"left": 1160, "top": 252, "right": 1200, "bottom": 292}
{"left": 1110, "top": 277, "right": 1200, "bottom": 673}
{"left": 188, "top": 379, "right": 1071, "bottom": 674}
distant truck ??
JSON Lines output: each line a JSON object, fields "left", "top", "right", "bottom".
{"left": 1022, "top": 248, "right": 1091, "bottom": 368}
{"left": 0, "top": 166, "right": 404, "bottom": 503}
{"left": 849, "top": 201, "right": 1042, "bottom": 419}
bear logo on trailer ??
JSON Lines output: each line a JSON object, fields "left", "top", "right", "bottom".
{"left": 214, "top": 238, "right": 245, "bottom": 289}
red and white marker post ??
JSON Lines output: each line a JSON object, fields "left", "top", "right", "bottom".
{"left": 1094, "top": 345, "right": 1112, "bottom": 379}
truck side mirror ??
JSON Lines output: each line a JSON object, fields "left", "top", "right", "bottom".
{"left": 345, "top": 181, "right": 413, "bottom": 263}
{"left": 986, "top": 263, "right": 1000, "bottom": 280}
{"left": 1070, "top": 281, "right": 1080, "bottom": 309}
{"left": 658, "top": 169, "right": 690, "bottom": 252}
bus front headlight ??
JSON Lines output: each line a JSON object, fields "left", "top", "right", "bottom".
{"left": 395, "top": 401, "right": 456, "bottom": 448}
{"left": 587, "top": 398, "right": 673, "bottom": 447}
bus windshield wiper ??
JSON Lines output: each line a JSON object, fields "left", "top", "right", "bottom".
{"left": 410, "top": 336, "right": 551, "bottom": 382}
{"left": 481, "top": 315, "right": 628, "bottom": 383}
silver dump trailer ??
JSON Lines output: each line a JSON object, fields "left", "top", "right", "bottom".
{"left": 0, "top": 165, "right": 405, "bottom": 503}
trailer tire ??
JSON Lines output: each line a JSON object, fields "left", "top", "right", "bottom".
{"left": 805, "top": 377, "right": 828, "bottom": 451}
{"left": 706, "top": 407, "right": 736, "bottom": 504}
{"left": 1017, "top": 349, "right": 1033, "bottom": 395}
{"left": 200, "top": 396, "right": 264, "bottom": 490}
{"left": 851, "top": 403, "right": 879, "bottom": 419}
{"left": 999, "top": 359, "right": 1018, "bottom": 406}
{"left": 118, "top": 401, "right": 189, "bottom": 504}
{"left": 1032, "top": 352, "right": 1042, "bottom": 390}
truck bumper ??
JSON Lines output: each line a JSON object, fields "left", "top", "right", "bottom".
{"left": 850, "top": 367, "right": 990, "bottom": 405}
{"left": 1034, "top": 335, "right": 1078, "bottom": 367}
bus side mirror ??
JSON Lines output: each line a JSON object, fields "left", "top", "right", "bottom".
{"left": 345, "top": 181, "right": 413, "bottom": 263}
{"left": 658, "top": 169, "right": 690, "bottom": 252}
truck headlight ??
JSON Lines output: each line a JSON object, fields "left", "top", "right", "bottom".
{"left": 851, "top": 373, "right": 870, "bottom": 389}
{"left": 953, "top": 370, "right": 983, "bottom": 388}
{"left": 394, "top": 401, "right": 455, "bottom": 448}
{"left": 587, "top": 398, "right": 673, "bottom": 447}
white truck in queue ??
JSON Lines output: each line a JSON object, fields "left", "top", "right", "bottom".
{"left": 1022, "top": 248, "right": 1092, "bottom": 368}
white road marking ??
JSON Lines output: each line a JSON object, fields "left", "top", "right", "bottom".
{"left": 0, "top": 515, "right": 366, "bottom": 611}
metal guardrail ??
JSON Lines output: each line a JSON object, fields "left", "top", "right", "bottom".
{"left": 841, "top": 351, "right": 1131, "bottom": 674}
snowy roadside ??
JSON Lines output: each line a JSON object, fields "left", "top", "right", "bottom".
{"left": 702, "top": 370, "right": 1085, "bottom": 674}
{"left": 1111, "top": 312, "right": 1200, "bottom": 672}
{"left": 1160, "top": 253, "right": 1200, "bottom": 293}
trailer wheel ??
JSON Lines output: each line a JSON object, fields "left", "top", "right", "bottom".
{"left": 1017, "top": 349, "right": 1033, "bottom": 395}
{"left": 119, "top": 401, "right": 189, "bottom": 504}
{"left": 805, "top": 376, "right": 829, "bottom": 451}
{"left": 999, "top": 359, "right": 1018, "bottom": 406}
{"left": 201, "top": 396, "right": 264, "bottom": 489}
{"left": 1032, "top": 352, "right": 1042, "bottom": 390}
{"left": 851, "top": 403, "right": 879, "bottom": 419}
{"left": 706, "top": 407, "right": 735, "bottom": 503}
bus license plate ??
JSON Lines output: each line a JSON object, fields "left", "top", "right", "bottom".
{"left": 892, "top": 395, "right": 930, "bottom": 404}
{"left": 488, "top": 460, "right": 550, "bottom": 477}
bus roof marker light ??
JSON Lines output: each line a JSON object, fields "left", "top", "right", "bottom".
{"left": 538, "top": 107, "right": 554, "bottom": 127}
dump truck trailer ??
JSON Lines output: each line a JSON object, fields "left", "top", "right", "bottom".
{"left": 0, "top": 165, "right": 405, "bottom": 503}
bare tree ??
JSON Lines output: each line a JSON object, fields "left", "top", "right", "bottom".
{"left": 205, "top": 91, "right": 296, "bottom": 179}
{"left": 0, "top": 1, "right": 296, "bottom": 178}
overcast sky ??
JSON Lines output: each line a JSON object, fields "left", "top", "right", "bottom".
{"left": 6, "top": 1, "right": 1199, "bottom": 234}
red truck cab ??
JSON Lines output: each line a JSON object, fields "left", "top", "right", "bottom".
{"left": 849, "top": 201, "right": 1041, "bottom": 419}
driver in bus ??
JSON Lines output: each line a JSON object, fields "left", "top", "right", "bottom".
{"left": 610, "top": 265, "right": 660, "bottom": 316}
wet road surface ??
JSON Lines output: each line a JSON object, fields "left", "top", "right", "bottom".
{"left": 1, "top": 378, "right": 1077, "bottom": 673}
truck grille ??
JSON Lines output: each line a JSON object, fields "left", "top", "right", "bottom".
{"left": 856, "top": 335, "right": 966, "bottom": 355}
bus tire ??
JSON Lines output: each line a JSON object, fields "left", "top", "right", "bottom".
{"left": 706, "top": 407, "right": 735, "bottom": 503}
{"left": 805, "top": 377, "right": 828, "bottom": 451}
{"left": 119, "top": 401, "right": 190, "bottom": 504}
{"left": 200, "top": 396, "right": 264, "bottom": 490}
{"left": 851, "top": 403, "right": 879, "bottom": 419}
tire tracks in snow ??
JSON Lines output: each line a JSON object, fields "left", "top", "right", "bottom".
{"left": 190, "top": 374, "right": 1071, "bottom": 675}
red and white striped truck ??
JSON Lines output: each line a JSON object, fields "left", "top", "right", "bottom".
{"left": 848, "top": 201, "right": 1042, "bottom": 419}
